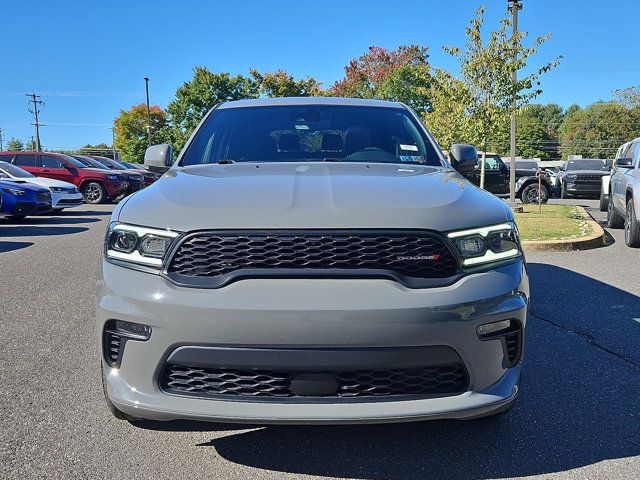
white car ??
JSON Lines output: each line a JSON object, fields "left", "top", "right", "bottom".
{"left": 0, "top": 161, "right": 83, "bottom": 211}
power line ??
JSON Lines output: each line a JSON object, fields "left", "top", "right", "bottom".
{"left": 26, "top": 92, "right": 44, "bottom": 152}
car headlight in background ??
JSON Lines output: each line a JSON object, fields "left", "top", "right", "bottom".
{"left": 105, "top": 222, "right": 181, "bottom": 267}
{"left": 448, "top": 222, "right": 521, "bottom": 267}
{"left": 565, "top": 174, "right": 577, "bottom": 181}
{"left": 106, "top": 174, "right": 122, "bottom": 181}
{"left": 2, "top": 187, "right": 26, "bottom": 196}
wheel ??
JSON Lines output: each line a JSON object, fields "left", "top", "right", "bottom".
{"left": 599, "top": 191, "right": 609, "bottom": 212}
{"left": 624, "top": 199, "right": 640, "bottom": 247}
{"left": 520, "top": 184, "right": 549, "bottom": 204}
{"left": 82, "top": 181, "right": 106, "bottom": 204}
{"left": 607, "top": 197, "right": 624, "bottom": 229}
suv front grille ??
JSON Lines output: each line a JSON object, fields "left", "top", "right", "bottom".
{"left": 161, "top": 364, "right": 469, "bottom": 399}
{"left": 166, "top": 231, "right": 459, "bottom": 287}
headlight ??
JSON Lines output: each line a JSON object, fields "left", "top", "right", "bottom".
{"left": 565, "top": 174, "right": 577, "bottom": 181}
{"left": 2, "top": 187, "right": 26, "bottom": 196}
{"left": 106, "top": 174, "right": 121, "bottom": 181}
{"left": 448, "top": 222, "right": 521, "bottom": 267}
{"left": 104, "top": 222, "right": 181, "bottom": 267}
{"left": 50, "top": 187, "right": 66, "bottom": 193}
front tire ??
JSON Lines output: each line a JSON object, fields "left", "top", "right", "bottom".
{"left": 560, "top": 183, "right": 569, "bottom": 199}
{"left": 607, "top": 197, "right": 624, "bottom": 229}
{"left": 599, "top": 191, "right": 609, "bottom": 212}
{"left": 625, "top": 199, "right": 640, "bottom": 247}
{"left": 520, "top": 184, "right": 549, "bottom": 204}
{"left": 82, "top": 181, "right": 106, "bottom": 204}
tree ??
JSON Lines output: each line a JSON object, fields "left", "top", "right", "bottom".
{"left": 612, "top": 86, "right": 640, "bottom": 109}
{"left": 526, "top": 103, "right": 564, "bottom": 139}
{"left": 113, "top": 104, "right": 168, "bottom": 163}
{"left": 6, "top": 138, "right": 24, "bottom": 151}
{"left": 250, "top": 69, "right": 322, "bottom": 97}
{"left": 560, "top": 102, "right": 640, "bottom": 158}
{"left": 25, "top": 138, "right": 37, "bottom": 151}
{"left": 167, "top": 67, "right": 259, "bottom": 153}
{"left": 494, "top": 108, "right": 553, "bottom": 159}
{"left": 426, "top": 6, "right": 560, "bottom": 174}
{"left": 332, "top": 45, "right": 432, "bottom": 115}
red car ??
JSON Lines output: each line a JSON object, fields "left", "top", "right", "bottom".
{"left": 0, "top": 152, "right": 128, "bottom": 204}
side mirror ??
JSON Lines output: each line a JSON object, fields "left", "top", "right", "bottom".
{"left": 449, "top": 144, "right": 478, "bottom": 173}
{"left": 144, "top": 144, "right": 173, "bottom": 173}
{"left": 616, "top": 157, "right": 633, "bottom": 168}
{"left": 65, "top": 165, "right": 79, "bottom": 175}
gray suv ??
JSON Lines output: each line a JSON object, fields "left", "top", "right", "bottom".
{"left": 97, "top": 97, "right": 529, "bottom": 424}
{"left": 607, "top": 138, "right": 640, "bottom": 246}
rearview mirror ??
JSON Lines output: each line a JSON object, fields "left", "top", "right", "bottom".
{"left": 616, "top": 157, "right": 633, "bottom": 168}
{"left": 449, "top": 144, "right": 478, "bottom": 173}
{"left": 144, "top": 144, "right": 173, "bottom": 173}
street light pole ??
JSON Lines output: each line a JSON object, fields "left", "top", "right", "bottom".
{"left": 508, "top": 0, "right": 522, "bottom": 207}
{"left": 144, "top": 77, "right": 152, "bottom": 146}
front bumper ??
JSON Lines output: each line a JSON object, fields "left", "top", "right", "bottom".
{"left": 104, "top": 181, "right": 128, "bottom": 199}
{"left": 97, "top": 260, "right": 529, "bottom": 424}
{"left": 51, "top": 191, "right": 84, "bottom": 209}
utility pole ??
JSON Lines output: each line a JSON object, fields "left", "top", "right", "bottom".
{"left": 27, "top": 92, "right": 45, "bottom": 152}
{"left": 111, "top": 127, "right": 117, "bottom": 160}
{"left": 0, "top": 127, "right": 4, "bottom": 151}
{"left": 507, "top": 0, "right": 522, "bottom": 207}
{"left": 144, "top": 77, "right": 152, "bottom": 146}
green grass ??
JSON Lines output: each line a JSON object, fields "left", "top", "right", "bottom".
{"left": 514, "top": 204, "right": 592, "bottom": 241}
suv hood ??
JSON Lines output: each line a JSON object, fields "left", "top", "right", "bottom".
{"left": 117, "top": 163, "right": 510, "bottom": 232}
{"left": 0, "top": 179, "right": 48, "bottom": 193}
{"left": 564, "top": 169, "right": 609, "bottom": 175}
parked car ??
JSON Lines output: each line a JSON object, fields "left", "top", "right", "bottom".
{"left": 0, "top": 161, "right": 83, "bottom": 211}
{"left": 0, "top": 151, "right": 127, "bottom": 204}
{"left": 600, "top": 145, "right": 629, "bottom": 211}
{"left": 71, "top": 155, "right": 144, "bottom": 196}
{"left": 117, "top": 161, "right": 160, "bottom": 186}
{"left": 556, "top": 159, "right": 610, "bottom": 199}
{"left": 456, "top": 152, "right": 552, "bottom": 203}
{"left": 607, "top": 138, "right": 640, "bottom": 247}
{"left": 98, "top": 97, "right": 528, "bottom": 425}
{"left": 0, "top": 178, "right": 52, "bottom": 219}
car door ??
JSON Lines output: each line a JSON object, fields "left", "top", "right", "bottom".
{"left": 613, "top": 143, "right": 635, "bottom": 211}
{"left": 38, "top": 154, "right": 75, "bottom": 182}
{"left": 482, "top": 155, "right": 508, "bottom": 194}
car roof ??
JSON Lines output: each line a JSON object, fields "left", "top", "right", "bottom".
{"left": 218, "top": 97, "right": 405, "bottom": 109}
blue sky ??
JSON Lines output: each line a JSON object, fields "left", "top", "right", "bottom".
{"left": 1, "top": 0, "right": 638, "bottom": 150}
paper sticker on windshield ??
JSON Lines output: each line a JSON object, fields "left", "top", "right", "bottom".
{"left": 294, "top": 124, "right": 309, "bottom": 130}
{"left": 400, "top": 144, "right": 419, "bottom": 152}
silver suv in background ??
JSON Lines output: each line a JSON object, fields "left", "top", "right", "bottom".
{"left": 607, "top": 138, "right": 640, "bottom": 246}
{"left": 97, "top": 97, "right": 529, "bottom": 424}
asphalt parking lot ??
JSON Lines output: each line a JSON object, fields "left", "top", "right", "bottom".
{"left": 1, "top": 200, "right": 639, "bottom": 480}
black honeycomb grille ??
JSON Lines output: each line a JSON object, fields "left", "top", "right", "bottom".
{"left": 167, "top": 231, "right": 459, "bottom": 284}
{"left": 161, "top": 364, "right": 469, "bottom": 399}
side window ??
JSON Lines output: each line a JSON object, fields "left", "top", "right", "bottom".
{"left": 631, "top": 143, "right": 640, "bottom": 168}
{"left": 40, "top": 155, "right": 64, "bottom": 168}
{"left": 483, "top": 156, "right": 501, "bottom": 170}
{"left": 12, "top": 154, "right": 37, "bottom": 167}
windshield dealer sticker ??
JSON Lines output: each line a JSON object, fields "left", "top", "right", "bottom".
{"left": 400, "top": 144, "right": 419, "bottom": 151}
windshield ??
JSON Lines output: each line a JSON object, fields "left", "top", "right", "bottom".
{"left": 74, "top": 156, "right": 109, "bottom": 170}
{"left": 565, "top": 160, "right": 607, "bottom": 171}
{"left": 61, "top": 154, "right": 90, "bottom": 168}
{"left": 0, "top": 162, "right": 36, "bottom": 178}
{"left": 180, "top": 105, "right": 443, "bottom": 167}
{"left": 100, "top": 157, "right": 127, "bottom": 170}
{"left": 515, "top": 161, "right": 538, "bottom": 170}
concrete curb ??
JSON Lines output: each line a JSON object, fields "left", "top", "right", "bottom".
{"left": 522, "top": 206, "right": 606, "bottom": 252}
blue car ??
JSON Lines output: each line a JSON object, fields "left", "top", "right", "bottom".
{"left": 0, "top": 179, "right": 52, "bottom": 219}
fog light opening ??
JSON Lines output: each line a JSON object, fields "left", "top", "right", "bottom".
{"left": 103, "top": 320, "right": 152, "bottom": 368}
{"left": 477, "top": 319, "right": 512, "bottom": 337}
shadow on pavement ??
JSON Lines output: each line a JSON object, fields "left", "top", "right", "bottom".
{"left": 3, "top": 216, "right": 101, "bottom": 226}
{"left": 0, "top": 226, "right": 88, "bottom": 237}
{"left": 54, "top": 209, "right": 113, "bottom": 217}
{"left": 0, "top": 241, "right": 34, "bottom": 253}
{"left": 139, "top": 264, "right": 640, "bottom": 479}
